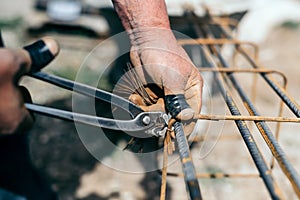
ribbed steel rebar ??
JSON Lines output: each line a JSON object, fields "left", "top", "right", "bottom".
{"left": 221, "top": 88, "right": 283, "bottom": 200}
{"left": 237, "top": 47, "right": 300, "bottom": 117}
{"left": 207, "top": 24, "right": 300, "bottom": 198}
{"left": 208, "top": 17, "right": 300, "bottom": 118}
{"left": 174, "top": 122, "right": 202, "bottom": 200}
{"left": 201, "top": 43, "right": 284, "bottom": 199}
{"left": 185, "top": 13, "right": 284, "bottom": 199}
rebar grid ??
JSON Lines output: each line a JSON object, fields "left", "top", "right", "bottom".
{"left": 162, "top": 11, "right": 300, "bottom": 200}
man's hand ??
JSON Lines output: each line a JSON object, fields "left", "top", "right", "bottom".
{"left": 112, "top": 0, "right": 203, "bottom": 135}
{"left": 0, "top": 38, "right": 59, "bottom": 135}
{"left": 129, "top": 28, "right": 203, "bottom": 134}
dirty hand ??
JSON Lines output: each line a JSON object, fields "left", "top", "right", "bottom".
{"left": 112, "top": 0, "right": 203, "bottom": 135}
{"left": 128, "top": 29, "right": 203, "bottom": 135}
{"left": 0, "top": 38, "right": 59, "bottom": 135}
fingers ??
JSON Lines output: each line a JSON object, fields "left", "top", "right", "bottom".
{"left": 0, "top": 37, "right": 59, "bottom": 135}
{"left": 164, "top": 94, "right": 194, "bottom": 120}
{"left": 23, "top": 37, "right": 59, "bottom": 73}
{"left": 164, "top": 67, "right": 202, "bottom": 135}
{"left": 0, "top": 37, "right": 59, "bottom": 84}
{"left": 129, "top": 93, "right": 165, "bottom": 112}
{"left": 183, "top": 67, "right": 203, "bottom": 118}
{"left": 0, "top": 84, "right": 33, "bottom": 134}
{"left": 126, "top": 29, "right": 203, "bottom": 135}
{"left": 164, "top": 93, "right": 196, "bottom": 135}
{"left": 127, "top": 70, "right": 202, "bottom": 136}
{"left": 0, "top": 48, "right": 30, "bottom": 83}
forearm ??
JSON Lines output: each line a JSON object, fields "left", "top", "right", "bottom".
{"left": 112, "top": 0, "right": 170, "bottom": 30}
{"left": 111, "top": 0, "right": 175, "bottom": 47}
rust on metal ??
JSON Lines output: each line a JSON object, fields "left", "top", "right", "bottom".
{"left": 162, "top": 8, "right": 300, "bottom": 200}
{"left": 196, "top": 114, "right": 300, "bottom": 123}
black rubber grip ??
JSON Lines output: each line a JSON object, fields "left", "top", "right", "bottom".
{"left": 23, "top": 40, "right": 54, "bottom": 73}
{"left": 165, "top": 94, "right": 190, "bottom": 118}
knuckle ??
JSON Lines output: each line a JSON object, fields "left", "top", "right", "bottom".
{"left": 129, "top": 94, "right": 146, "bottom": 106}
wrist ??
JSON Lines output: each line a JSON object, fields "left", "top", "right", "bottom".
{"left": 130, "top": 27, "right": 178, "bottom": 50}
{"left": 112, "top": 0, "right": 171, "bottom": 30}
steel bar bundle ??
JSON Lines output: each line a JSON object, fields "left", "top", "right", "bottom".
{"left": 166, "top": 11, "right": 300, "bottom": 200}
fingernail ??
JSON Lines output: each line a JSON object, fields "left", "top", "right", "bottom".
{"left": 42, "top": 37, "right": 60, "bottom": 56}
{"left": 177, "top": 108, "right": 194, "bottom": 121}
{"left": 24, "top": 37, "right": 60, "bottom": 72}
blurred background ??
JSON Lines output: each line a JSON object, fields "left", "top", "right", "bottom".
{"left": 1, "top": 0, "right": 300, "bottom": 199}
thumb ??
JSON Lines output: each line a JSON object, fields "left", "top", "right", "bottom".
{"left": 23, "top": 37, "right": 60, "bottom": 73}
{"left": 165, "top": 94, "right": 194, "bottom": 121}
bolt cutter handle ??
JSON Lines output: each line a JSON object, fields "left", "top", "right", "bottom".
{"left": 25, "top": 103, "right": 166, "bottom": 138}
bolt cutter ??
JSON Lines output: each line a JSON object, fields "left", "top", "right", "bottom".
{"left": 26, "top": 72, "right": 169, "bottom": 138}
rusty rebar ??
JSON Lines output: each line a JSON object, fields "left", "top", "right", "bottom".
{"left": 178, "top": 38, "right": 259, "bottom": 60}
{"left": 196, "top": 52, "right": 288, "bottom": 172}
{"left": 158, "top": 171, "right": 263, "bottom": 179}
{"left": 174, "top": 122, "right": 202, "bottom": 200}
{"left": 185, "top": 12, "right": 285, "bottom": 199}
{"left": 201, "top": 21, "right": 300, "bottom": 199}
{"left": 201, "top": 41, "right": 284, "bottom": 200}
{"left": 214, "top": 18, "right": 300, "bottom": 118}
{"left": 196, "top": 114, "right": 300, "bottom": 123}
{"left": 238, "top": 47, "right": 300, "bottom": 118}
{"left": 207, "top": 22, "right": 300, "bottom": 198}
